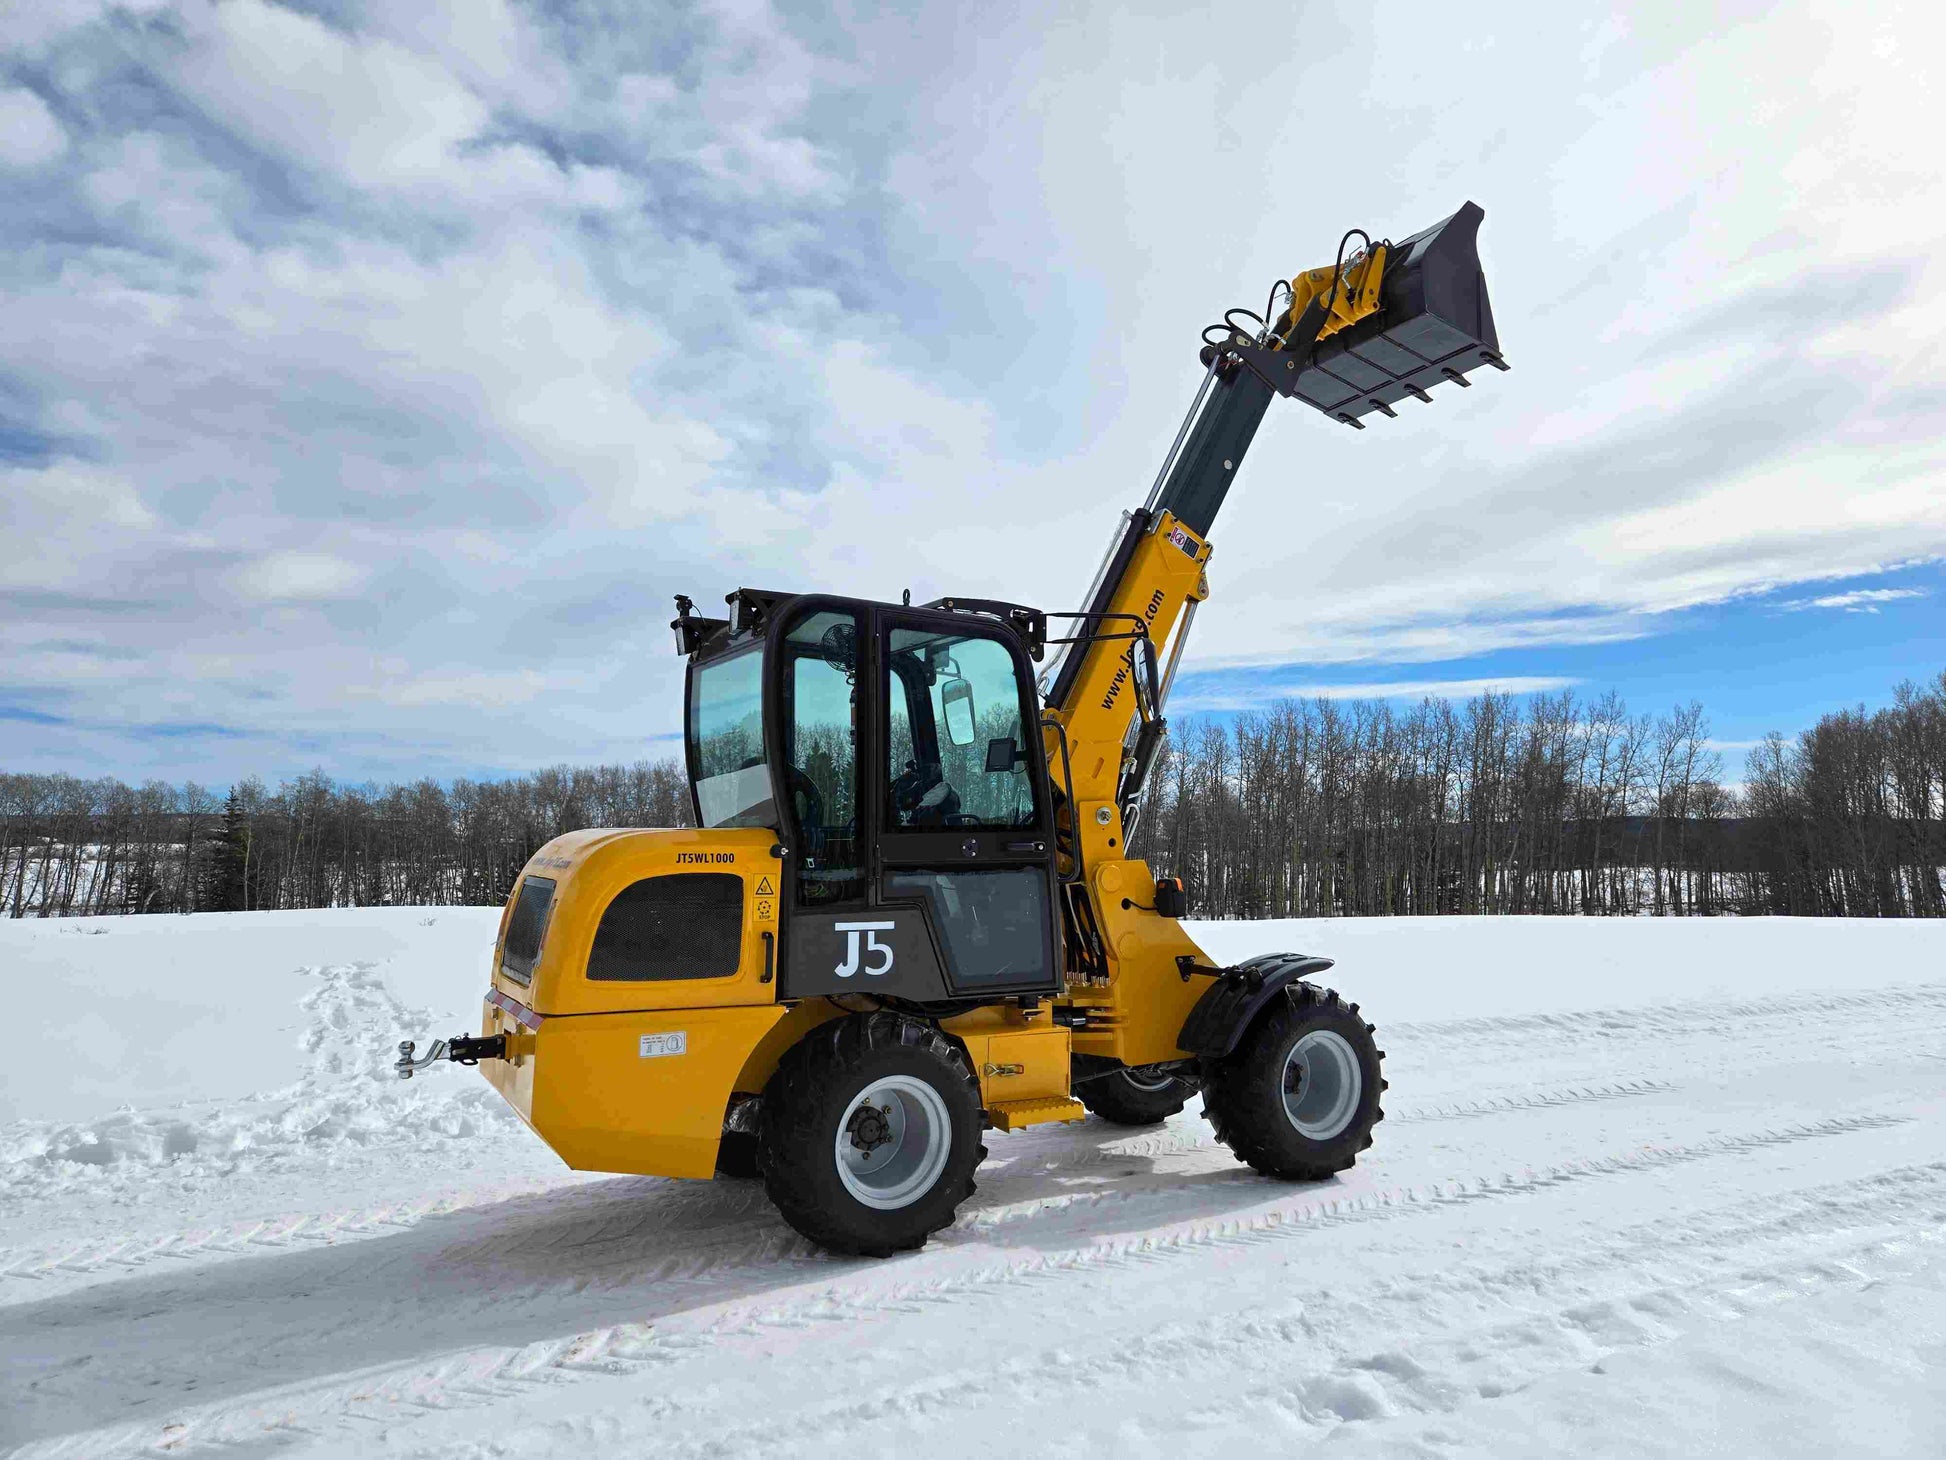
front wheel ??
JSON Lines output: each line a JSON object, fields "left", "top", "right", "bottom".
{"left": 1201, "top": 984, "right": 1385, "bottom": 1180}
{"left": 759, "top": 1013, "right": 984, "bottom": 1256}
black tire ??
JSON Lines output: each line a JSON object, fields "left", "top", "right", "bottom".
{"left": 714, "top": 1128, "right": 761, "bottom": 1179}
{"left": 1201, "top": 983, "right": 1386, "bottom": 1180}
{"left": 1078, "top": 1066, "right": 1195, "bottom": 1126}
{"left": 759, "top": 1012, "right": 985, "bottom": 1256}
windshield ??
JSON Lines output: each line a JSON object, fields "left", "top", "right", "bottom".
{"left": 688, "top": 647, "right": 774, "bottom": 828}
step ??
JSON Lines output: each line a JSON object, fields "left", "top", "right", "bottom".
{"left": 987, "top": 1096, "right": 1088, "bottom": 1132}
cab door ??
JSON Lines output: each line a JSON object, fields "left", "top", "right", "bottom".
{"left": 871, "top": 610, "right": 1061, "bottom": 999}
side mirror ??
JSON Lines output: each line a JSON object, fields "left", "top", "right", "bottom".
{"left": 983, "top": 737, "right": 1019, "bottom": 773}
{"left": 941, "top": 677, "right": 977, "bottom": 746}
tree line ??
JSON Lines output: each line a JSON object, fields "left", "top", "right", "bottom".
{"left": 1126, "top": 671, "right": 1945, "bottom": 918}
{"left": 1, "top": 762, "right": 691, "bottom": 918}
{"left": 2, "top": 670, "right": 1940, "bottom": 919}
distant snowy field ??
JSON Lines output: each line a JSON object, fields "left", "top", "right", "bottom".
{"left": 3, "top": 910, "right": 1942, "bottom": 1458}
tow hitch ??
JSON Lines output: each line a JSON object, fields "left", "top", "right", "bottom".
{"left": 394, "top": 1033, "right": 506, "bottom": 1079}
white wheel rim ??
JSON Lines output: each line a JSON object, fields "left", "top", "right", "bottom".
{"left": 834, "top": 1075, "right": 953, "bottom": 1210}
{"left": 1281, "top": 1029, "right": 1361, "bottom": 1139}
{"left": 1120, "top": 1066, "right": 1178, "bottom": 1094}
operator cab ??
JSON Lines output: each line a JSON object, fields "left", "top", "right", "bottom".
{"left": 675, "top": 589, "right": 1061, "bottom": 1006}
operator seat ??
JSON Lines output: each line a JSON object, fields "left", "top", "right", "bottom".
{"left": 892, "top": 759, "right": 961, "bottom": 826}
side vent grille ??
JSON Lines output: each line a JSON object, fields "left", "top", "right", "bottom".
{"left": 588, "top": 872, "right": 743, "bottom": 982}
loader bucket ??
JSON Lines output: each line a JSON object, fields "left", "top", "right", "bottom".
{"left": 1243, "top": 201, "right": 1506, "bottom": 427}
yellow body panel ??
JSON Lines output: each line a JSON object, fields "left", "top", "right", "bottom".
{"left": 1067, "top": 857, "right": 1216, "bottom": 1067}
{"left": 476, "top": 826, "right": 792, "bottom": 1178}
{"left": 488, "top": 1002, "right": 788, "bottom": 1178}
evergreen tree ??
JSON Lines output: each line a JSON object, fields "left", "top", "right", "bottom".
{"left": 200, "top": 788, "right": 251, "bottom": 912}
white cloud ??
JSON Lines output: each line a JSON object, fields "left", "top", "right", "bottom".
{"left": 233, "top": 552, "right": 366, "bottom": 602}
{"left": 173, "top": 0, "right": 489, "bottom": 189}
{"left": 1171, "top": 676, "right": 1584, "bottom": 714}
{"left": 1777, "top": 587, "right": 1929, "bottom": 613}
{"left": 0, "top": 88, "right": 67, "bottom": 167}
{"left": 352, "top": 668, "right": 548, "bottom": 709}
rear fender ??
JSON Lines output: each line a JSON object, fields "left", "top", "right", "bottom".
{"left": 1176, "top": 953, "right": 1336, "bottom": 1060}
{"left": 731, "top": 998, "right": 848, "bottom": 1096}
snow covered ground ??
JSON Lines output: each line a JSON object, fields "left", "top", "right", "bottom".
{"left": 3, "top": 909, "right": 1942, "bottom": 1458}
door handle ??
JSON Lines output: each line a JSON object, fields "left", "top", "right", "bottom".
{"left": 1005, "top": 840, "right": 1046, "bottom": 854}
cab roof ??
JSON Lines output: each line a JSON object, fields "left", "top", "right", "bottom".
{"left": 671, "top": 589, "right": 1047, "bottom": 662}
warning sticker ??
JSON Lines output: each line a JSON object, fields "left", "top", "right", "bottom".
{"left": 1166, "top": 525, "right": 1199, "bottom": 557}
{"left": 756, "top": 898, "right": 776, "bottom": 922}
{"left": 755, "top": 874, "right": 776, "bottom": 896}
{"left": 639, "top": 1031, "right": 687, "bottom": 1059}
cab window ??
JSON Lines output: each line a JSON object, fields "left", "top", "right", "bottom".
{"left": 783, "top": 609, "right": 865, "bottom": 905}
{"left": 688, "top": 647, "right": 771, "bottom": 829}
{"left": 885, "top": 627, "right": 1036, "bottom": 829}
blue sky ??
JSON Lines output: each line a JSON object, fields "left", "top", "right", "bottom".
{"left": 1, "top": 1, "right": 1941, "bottom": 789}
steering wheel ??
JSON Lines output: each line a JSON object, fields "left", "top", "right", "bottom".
{"left": 784, "top": 765, "right": 825, "bottom": 835}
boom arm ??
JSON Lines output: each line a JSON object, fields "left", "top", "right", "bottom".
{"left": 1041, "top": 201, "right": 1506, "bottom": 851}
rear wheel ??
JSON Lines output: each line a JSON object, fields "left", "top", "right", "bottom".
{"left": 1078, "top": 1065, "right": 1195, "bottom": 1125}
{"left": 759, "top": 1012, "right": 984, "bottom": 1256}
{"left": 1201, "top": 984, "right": 1385, "bottom": 1180}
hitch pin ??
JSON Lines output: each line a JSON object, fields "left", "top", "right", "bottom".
{"left": 395, "top": 1038, "right": 449, "bottom": 1079}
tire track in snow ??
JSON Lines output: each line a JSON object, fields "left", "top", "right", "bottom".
{"left": 1392, "top": 980, "right": 1946, "bottom": 1048}
{"left": 1, "top": 1193, "right": 494, "bottom": 1287}
{"left": 966, "top": 1079, "right": 1686, "bottom": 1217}
{"left": 410, "top": 1158, "right": 1946, "bottom": 1460}
{"left": 953, "top": 1110, "right": 1910, "bottom": 1237}
{"left": 21, "top": 1110, "right": 1917, "bottom": 1459}
{"left": 1389, "top": 1077, "right": 1677, "bottom": 1123}
{"left": 724, "top": 1164, "right": 1946, "bottom": 1459}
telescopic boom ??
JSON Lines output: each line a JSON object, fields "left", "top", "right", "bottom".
{"left": 1040, "top": 201, "right": 1506, "bottom": 836}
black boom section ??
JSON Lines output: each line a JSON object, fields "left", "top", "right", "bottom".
{"left": 1153, "top": 365, "right": 1278, "bottom": 539}
{"left": 1177, "top": 953, "right": 1337, "bottom": 1059}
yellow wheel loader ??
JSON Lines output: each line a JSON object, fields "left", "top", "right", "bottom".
{"left": 396, "top": 203, "right": 1506, "bottom": 1256}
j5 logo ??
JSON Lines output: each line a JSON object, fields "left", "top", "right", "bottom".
{"left": 833, "top": 920, "right": 896, "bottom": 978}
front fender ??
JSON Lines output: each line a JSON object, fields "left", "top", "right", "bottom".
{"left": 1176, "top": 953, "right": 1335, "bottom": 1059}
